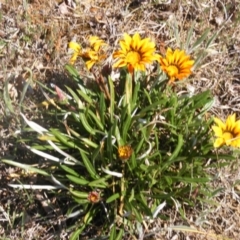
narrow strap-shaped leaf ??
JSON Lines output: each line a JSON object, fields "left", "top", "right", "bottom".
{"left": 107, "top": 123, "right": 116, "bottom": 163}
{"left": 192, "top": 28, "right": 210, "bottom": 50}
{"left": 88, "top": 176, "right": 109, "bottom": 188}
{"left": 87, "top": 108, "right": 104, "bottom": 131}
{"left": 60, "top": 165, "right": 79, "bottom": 177}
{"left": 115, "top": 125, "right": 123, "bottom": 147}
{"left": 3, "top": 75, "right": 15, "bottom": 114}
{"left": 99, "top": 92, "right": 106, "bottom": 125}
{"left": 69, "top": 189, "right": 89, "bottom": 198}
{"left": 76, "top": 89, "right": 94, "bottom": 105}
{"left": 1, "top": 159, "right": 50, "bottom": 177}
{"left": 66, "top": 174, "right": 89, "bottom": 185}
{"left": 65, "top": 86, "right": 81, "bottom": 107}
{"left": 19, "top": 79, "right": 31, "bottom": 109}
{"left": 108, "top": 76, "right": 115, "bottom": 122}
{"left": 125, "top": 73, "right": 133, "bottom": 114}
{"left": 106, "top": 193, "right": 120, "bottom": 203}
{"left": 65, "top": 64, "right": 80, "bottom": 78}
{"left": 50, "top": 128, "right": 77, "bottom": 148}
{"left": 109, "top": 224, "right": 116, "bottom": 240}
{"left": 122, "top": 114, "right": 132, "bottom": 143}
{"left": 69, "top": 225, "right": 86, "bottom": 240}
{"left": 185, "top": 23, "right": 194, "bottom": 52}
{"left": 115, "top": 228, "right": 124, "bottom": 240}
{"left": 80, "top": 149, "right": 98, "bottom": 179}
{"left": 131, "top": 81, "right": 140, "bottom": 110}
{"left": 168, "top": 134, "right": 183, "bottom": 162}
{"left": 65, "top": 126, "right": 99, "bottom": 148}
{"left": 171, "top": 176, "right": 209, "bottom": 183}
{"left": 79, "top": 112, "right": 96, "bottom": 135}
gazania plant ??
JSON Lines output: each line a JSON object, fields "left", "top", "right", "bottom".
{"left": 69, "top": 36, "right": 108, "bottom": 70}
{"left": 212, "top": 114, "right": 240, "bottom": 148}
{"left": 158, "top": 48, "right": 194, "bottom": 83}
{"left": 113, "top": 33, "right": 160, "bottom": 73}
{"left": 2, "top": 32, "right": 234, "bottom": 239}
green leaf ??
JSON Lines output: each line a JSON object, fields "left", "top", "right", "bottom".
{"left": 115, "top": 125, "right": 123, "bottom": 147}
{"left": 139, "top": 192, "right": 152, "bottom": 216}
{"left": 129, "top": 188, "right": 135, "bottom": 202}
{"left": 65, "top": 86, "right": 81, "bottom": 106}
{"left": 1, "top": 159, "right": 50, "bottom": 176}
{"left": 131, "top": 204, "right": 143, "bottom": 222}
{"left": 116, "top": 229, "right": 124, "bottom": 240}
{"left": 3, "top": 75, "right": 15, "bottom": 114}
{"left": 168, "top": 134, "right": 183, "bottom": 161}
{"left": 199, "top": 99, "right": 215, "bottom": 115}
{"left": 132, "top": 81, "right": 140, "bottom": 110}
{"left": 134, "top": 101, "right": 162, "bottom": 118}
{"left": 72, "top": 197, "right": 89, "bottom": 205}
{"left": 109, "top": 225, "right": 116, "bottom": 240}
{"left": 124, "top": 73, "right": 132, "bottom": 114}
{"left": 135, "top": 138, "right": 145, "bottom": 154}
{"left": 80, "top": 149, "right": 98, "bottom": 179}
{"left": 106, "top": 193, "right": 120, "bottom": 203}
{"left": 50, "top": 129, "right": 77, "bottom": 148}
{"left": 129, "top": 151, "right": 137, "bottom": 171}
{"left": 79, "top": 112, "right": 96, "bottom": 135}
{"left": 191, "top": 90, "right": 211, "bottom": 109}
{"left": 99, "top": 92, "right": 106, "bottom": 124}
{"left": 66, "top": 175, "right": 89, "bottom": 185}
{"left": 69, "top": 225, "right": 86, "bottom": 240}
{"left": 122, "top": 114, "right": 132, "bottom": 143}
{"left": 70, "top": 189, "right": 89, "bottom": 198}
{"left": 65, "top": 64, "right": 79, "bottom": 77}
{"left": 206, "top": 26, "right": 224, "bottom": 49}
{"left": 87, "top": 108, "right": 104, "bottom": 131}
{"left": 107, "top": 123, "right": 115, "bottom": 163}
{"left": 185, "top": 23, "right": 194, "bottom": 51}
{"left": 210, "top": 154, "right": 235, "bottom": 161}
{"left": 19, "top": 78, "right": 31, "bottom": 109}
{"left": 60, "top": 165, "right": 79, "bottom": 177}
{"left": 164, "top": 176, "right": 173, "bottom": 186}
{"left": 84, "top": 209, "right": 93, "bottom": 224}
{"left": 171, "top": 176, "right": 209, "bottom": 183}
{"left": 192, "top": 28, "right": 210, "bottom": 50}
{"left": 76, "top": 89, "right": 93, "bottom": 105}
{"left": 88, "top": 177, "right": 109, "bottom": 188}
{"left": 109, "top": 76, "right": 115, "bottom": 122}
{"left": 80, "top": 137, "right": 98, "bottom": 148}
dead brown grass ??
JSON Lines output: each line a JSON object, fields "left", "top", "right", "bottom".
{"left": 1, "top": 0, "right": 240, "bottom": 239}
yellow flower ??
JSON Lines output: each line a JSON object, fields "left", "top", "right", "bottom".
{"left": 118, "top": 145, "right": 133, "bottom": 161}
{"left": 158, "top": 48, "right": 194, "bottom": 83}
{"left": 68, "top": 36, "right": 107, "bottom": 70}
{"left": 69, "top": 42, "right": 82, "bottom": 65}
{"left": 89, "top": 36, "right": 106, "bottom": 52}
{"left": 113, "top": 33, "right": 160, "bottom": 73}
{"left": 82, "top": 36, "right": 107, "bottom": 70}
{"left": 212, "top": 114, "right": 240, "bottom": 148}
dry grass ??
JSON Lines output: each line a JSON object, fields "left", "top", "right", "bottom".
{"left": 0, "top": 0, "right": 240, "bottom": 239}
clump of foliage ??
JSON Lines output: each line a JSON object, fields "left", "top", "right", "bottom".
{"left": 2, "top": 32, "right": 237, "bottom": 239}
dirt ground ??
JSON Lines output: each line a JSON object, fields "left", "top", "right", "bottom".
{"left": 0, "top": 0, "right": 240, "bottom": 239}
